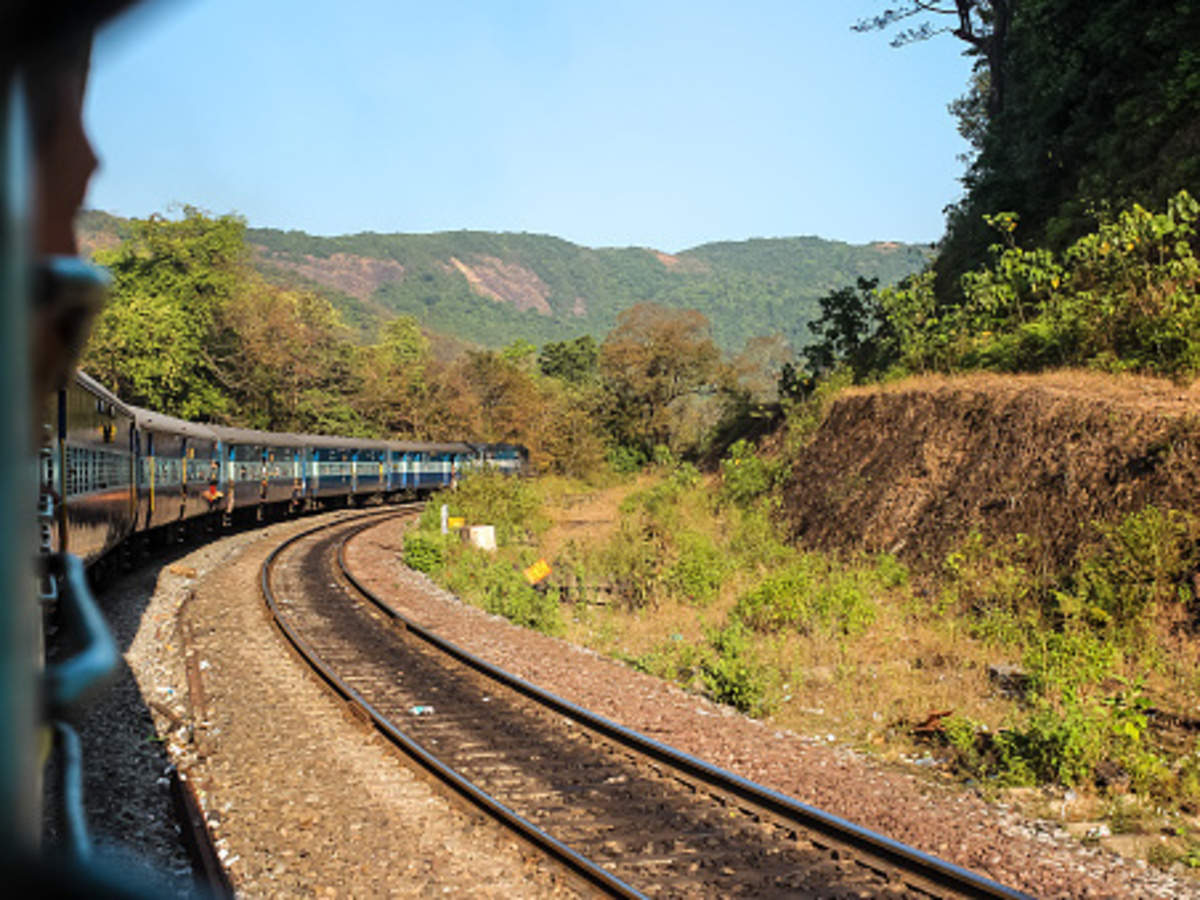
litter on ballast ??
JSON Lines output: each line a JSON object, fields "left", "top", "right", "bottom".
{"left": 409, "top": 705, "right": 435, "bottom": 716}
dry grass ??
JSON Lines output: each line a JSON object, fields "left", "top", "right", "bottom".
{"left": 844, "top": 368, "right": 1200, "bottom": 416}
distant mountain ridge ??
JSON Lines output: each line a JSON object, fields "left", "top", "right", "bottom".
{"left": 78, "top": 211, "right": 931, "bottom": 352}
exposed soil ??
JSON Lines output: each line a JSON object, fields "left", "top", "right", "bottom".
{"left": 781, "top": 371, "right": 1200, "bottom": 569}
{"left": 449, "top": 255, "right": 554, "bottom": 315}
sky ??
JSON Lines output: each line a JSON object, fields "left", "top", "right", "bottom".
{"left": 85, "top": 1, "right": 976, "bottom": 253}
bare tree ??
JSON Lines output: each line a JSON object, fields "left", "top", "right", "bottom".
{"left": 853, "top": 1, "right": 1015, "bottom": 119}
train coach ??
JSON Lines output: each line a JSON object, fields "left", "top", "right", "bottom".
{"left": 47, "top": 371, "right": 527, "bottom": 569}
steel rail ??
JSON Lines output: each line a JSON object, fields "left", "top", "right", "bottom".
{"left": 337, "top": 516, "right": 1033, "bottom": 900}
{"left": 261, "top": 511, "right": 646, "bottom": 899}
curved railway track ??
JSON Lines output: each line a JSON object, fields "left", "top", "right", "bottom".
{"left": 261, "top": 510, "right": 1030, "bottom": 899}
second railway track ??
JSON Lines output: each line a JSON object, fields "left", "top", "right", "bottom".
{"left": 261, "top": 510, "right": 1029, "bottom": 899}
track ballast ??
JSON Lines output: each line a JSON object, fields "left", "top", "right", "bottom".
{"left": 262, "top": 511, "right": 1029, "bottom": 899}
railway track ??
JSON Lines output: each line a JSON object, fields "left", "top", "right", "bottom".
{"left": 261, "top": 511, "right": 1030, "bottom": 899}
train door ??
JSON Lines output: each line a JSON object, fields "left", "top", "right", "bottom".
{"left": 145, "top": 431, "right": 155, "bottom": 524}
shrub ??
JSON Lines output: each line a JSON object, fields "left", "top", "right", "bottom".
{"left": 733, "top": 554, "right": 878, "bottom": 637}
{"left": 600, "top": 517, "right": 665, "bottom": 609}
{"left": 434, "top": 469, "right": 545, "bottom": 545}
{"left": 699, "top": 623, "right": 773, "bottom": 716}
{"left": 606, "top": 444, "right": 646, "bottom": 474}
{"left": 1069, "top": 506, "right": 1200, "bottom": 636}
{"left": 403, "top": 531, "right": 447, "bottom": 574}
{"left": 443, "top": 547, "right": 563, "bottom": 635}
{"left": 719, "top": 439, "right": 775, "bottom": 506}
{"left": 664, "top": 531, "right": 729, "bottom": 606}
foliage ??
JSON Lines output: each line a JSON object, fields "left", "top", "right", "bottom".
{"left": 814, "top": 193, "right": 1200, "bottom": 381}
{"left": 437, "top": 470, "right": 545, "bottom": 546}
{"left": 719, "top": 439, "right": 777, "bottom": 506}
{"left": 699, "top": 622, "right": 774, "bottom": 716}
{"left": 538, "top": 335, "right": 598, "bottom": 384}
{"left": 805, "top": 277, "right": 896, "bottom": 379}
{"left": 605, "top": 444, "right": 647, "bottom": 474}
{"left": 84, "top": 208, "right": 246, "bottom": 420}
{"left": 732, "top": 554, "right": 883, "bottom": 638}
{"left": 664, "top": 531, "right": 729, "bottom": 607}
{"left": 1067, "top": 506, "right": 1200, "bottom": 638}
{"left": 402, "top": 531, "right": 448, "bottom": 574}
{"left": 442, "top": 547, "right": 563, "bottom": 635}
{"left": 600, "top": 303, "right": 723, "bottom": 457}
{"left": 935, "top": 0, "right": 1200, "bottom": 287}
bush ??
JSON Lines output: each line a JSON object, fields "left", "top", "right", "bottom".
{"left": 403, "top": 531, "right": 447, "bottom": 574}
{"left": 664, "top": 531, "right": 729, "bottom": 606}
{"left": 600, "top": 517, "right": 665, "bottom": 609}
{"left": 606, "top": 444, "right": 647, "bottom": 474}
{"left": 443, "top": 547, "right": 563, "bottom": 635}
{"left": 719, "top": 439, "right": 775, "bottom": 506}
{"left": 733, "top": 554, "right": 879, "bottom": 637}
{"left": 699, "top": 623, "right": 773, "bottom": 716}
{"left": 433, "top": 469, "right": 545, "bottom": 545}
{"left": 1068, "top": 506, "right": 1200, "bottom": 636}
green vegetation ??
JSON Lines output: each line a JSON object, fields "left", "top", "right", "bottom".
{"left": 806, "top": 191, "right": 1200, "bottom": 382}
{"left": 403, "top": 471, "right": 561, "bottom": 635}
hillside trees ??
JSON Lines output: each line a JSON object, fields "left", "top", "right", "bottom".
{"left": 600, "top": 304, "right": 724, "bottom": 456}
{"left": 83, "top": 207, "right": 368, "bottom": 432}
{"left": 538, "top": 335, "right": 598, "bottom": 384}
{"left": 937, "top": 1, "right": 1200, "bottom": 285}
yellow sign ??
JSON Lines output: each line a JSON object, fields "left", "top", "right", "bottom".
{"left": 523, "top": 558, "right": 552, "bottom": 585}
{"left": 447, "top": 516, "right": 465, "bottom": 529}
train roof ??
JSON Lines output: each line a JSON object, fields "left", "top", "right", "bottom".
{"left": 389, "top": 440, "right": 476, "bottom": 454}
{"left": 128, "top": 406, "right": 219, "bottom": 441}
{"left": 298, "top": 433, "right": 388, "bottom": 451}
{"left": 74, "top": 370, "right": 136, "bottom": 417}
{"left": 207, "top": 424, "right": 308, "bottom": 448}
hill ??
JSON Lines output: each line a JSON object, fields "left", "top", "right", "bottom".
{"left": 76, "top": 211, "right": 929, "bottom": 352}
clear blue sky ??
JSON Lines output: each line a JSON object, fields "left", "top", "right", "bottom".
{"left": 85, "top": 1, "right": 975, "bottom": 252}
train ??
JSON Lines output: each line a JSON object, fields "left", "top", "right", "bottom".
{"left": 48, "top": 369, "right": 529, "bottom": 569}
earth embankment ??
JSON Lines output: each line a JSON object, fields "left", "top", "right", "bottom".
{"left": 782, "top": 372, "right": 1200, "bottom": 569}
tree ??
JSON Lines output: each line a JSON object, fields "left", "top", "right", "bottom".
{"left": 853, "top": 1, "right": 1014, "bottom": 119}
{"left": 599, "top": 304, "right": 722, "bottom": 455}
{"left": 805, "top": 277, "right": 897, "bottom": 379}
{"left": 83, "top": 208, "right": 247, "bottom": 420}
{"left": 938, "top": 0, "right": 1200, "bottom": 287}
{"left": 535, "top": 380, "right": 607, "bottom": 478}
{"left": 538, "top": 334, "right": 598, "bottom": 384}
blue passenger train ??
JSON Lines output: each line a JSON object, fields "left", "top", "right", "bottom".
{"left": 48, "top": 370, "right": 529, "bottom": 567}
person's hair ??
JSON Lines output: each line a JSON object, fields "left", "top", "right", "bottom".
{"left": 22, "top": 33, "right": 92, "bottom": 151}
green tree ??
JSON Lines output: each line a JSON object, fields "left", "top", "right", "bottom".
{"left": 937, "top": 1, "right": 1200, "bottom": 288}
{"left": 538, "top": 334, "right": 599, "bottom": 384}
{"left": 804, "top": 277, "right": 895, "bottom": 379}
{"left": 83, "top": 208, "right": 246, "bottom": 420}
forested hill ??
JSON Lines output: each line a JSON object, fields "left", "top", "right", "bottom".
{"left": 243, "top": 227, "right": 927, "bottom": 350}
{"left": 78, "top": 211, "right": 925, "bottom": 352}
